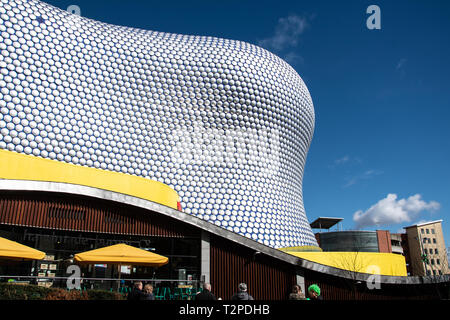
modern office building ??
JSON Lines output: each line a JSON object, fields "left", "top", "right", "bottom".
{"left": 311, "top": 218, "right": 403, "bottom": 254}
{"left": 403, "top": 220, "right": 449, "bottom": 276}
{"left": 310, "top": 217, "right": 449, "bottom": 278}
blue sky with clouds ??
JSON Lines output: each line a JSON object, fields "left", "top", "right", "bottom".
{"left": 42, "top": 0, "right": 450, "bottom": 246}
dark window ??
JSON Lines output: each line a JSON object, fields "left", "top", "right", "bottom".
{"left": 426, "top": 229, "right": 429, "bottom": 234}
{"left": 433, "top": 238, "right": 436, "bottom": 244}
{"left": 421, "top": 229, "right": 424, "bottom": 234}
{"left": 431, "top": 229, "right": 435, "bottom": 234}
{"left": 437, "top": 259, "right": 440, "bottom": 265}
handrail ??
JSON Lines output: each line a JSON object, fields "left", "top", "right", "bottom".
{"left": 0, "top": 275, "right": 199, "bottom": 283}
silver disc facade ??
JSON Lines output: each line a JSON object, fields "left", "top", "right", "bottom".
{"left": 0, "top": 0, "right": 318, "bottom": 249}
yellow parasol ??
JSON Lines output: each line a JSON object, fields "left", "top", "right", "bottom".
{"left": 0, "top": 236, "right": 45, "bottom": 261}
{"left": 74, "top": 243, "right": 169, "bottom": 290}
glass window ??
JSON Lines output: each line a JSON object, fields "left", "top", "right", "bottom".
{"left": 437, "top": 259, "right": 440, "bottom": 265}
{"left": 423, "top": 237, "right": 427, "bottom": 243}
{"left": 424, "top": 248, "right": 428, "bottom": 254}
{"left": 431, "top": 229, "right": 435, "bottom": 234}
{"left": 421, "top": 229, "right": 424, "bottom": 234}
{"left": 433, "top": 238, "right": 436, "bottom": 244}
{"left": 435, "top": 248, "right": 439, "bottom": 255}
{"left": 431, "top": 259, "right": 435, "bottom": 265}
{"left": 426, "top": 229, "right": 429, "bottom": 234}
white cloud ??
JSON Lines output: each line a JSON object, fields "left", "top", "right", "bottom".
{"left": 283, "top": 52, "right": 304, "bottom": 65}
{"left": 396, "top": 58, "right": 407, "bottom": 70}
{"left": 353, "top": 194, "right": 441, "bottom": 229}
{"left": 258, "top": 14, "right": 310, "bottom": 52}
{"left": 343, "top": 169, "right": 383, "bottom": 188}
{"left": 329, "top": 155, "right": 363, "bottom": 169}
{"left": 335, "top": 155, "right": 350, "bottom": 165}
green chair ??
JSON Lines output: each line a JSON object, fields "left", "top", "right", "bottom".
{"left": 180, "top": 287, "right": 190, "bottom": 300}
{"left": 154, "top": 287, "right": 160, "bottom": 299}
{"left": 167, "top": 287, "right": 175, "bottom": 300}
{"left": 155, "top": 287, "right": 167, "bottom": 300}
{"left": 173, "top": 287, "right": 182, "bottom": 300}
{"left": 189, "top": 288, "right": 199, "bottom": 300}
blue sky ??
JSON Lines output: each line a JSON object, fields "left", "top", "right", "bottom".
{"left": 42, "top": 0, "right": 450, "bottom": 246}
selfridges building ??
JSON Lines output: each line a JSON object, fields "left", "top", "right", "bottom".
{"left": 0, "top": 0, "right": 318, "bottom": 249}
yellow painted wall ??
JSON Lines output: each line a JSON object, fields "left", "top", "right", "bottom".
{"left": 279, "top": 245, "right": 323, "bottom": 252}
{"left": 0, "top": 149, "right": 180, "bottom": 209}
{"left": 282, "top": 250, "right": 407, "bottom": 277}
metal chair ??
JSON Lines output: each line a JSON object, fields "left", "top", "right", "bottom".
{"left": 155, "top": 287, "right": 166, "bottom": 300}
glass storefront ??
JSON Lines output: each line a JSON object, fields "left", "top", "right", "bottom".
{"left": 0, "top": 224, "right": 201, "bottom": 292}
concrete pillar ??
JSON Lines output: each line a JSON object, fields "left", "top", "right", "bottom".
{"left": 200, "top": 231, "right": 210, "bottom": 284}
{"left": 296, "top": 269, "right": 305, "bottom": 294}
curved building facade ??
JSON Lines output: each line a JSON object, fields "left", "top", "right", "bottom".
{"left": 0, "top": 0, "right": 318, "bottom": 248}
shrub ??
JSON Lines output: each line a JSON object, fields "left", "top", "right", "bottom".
{"left": 44, "top": 288, "right": 89, "bottom": 300}
{"left": 0, "top": 283, "right": 124, "bottom": 300}
{"left": 0, "top": 283, "right": 51, "bottom": 300}
{"left": 86, "top": 289, "right": 124, "bottom": 300}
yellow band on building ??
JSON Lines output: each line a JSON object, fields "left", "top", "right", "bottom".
{"left": 281, "top": 250, "right": 408, "bottom": 277}
{"left": 0, "top": 149, "right": 180, "bottom": 209}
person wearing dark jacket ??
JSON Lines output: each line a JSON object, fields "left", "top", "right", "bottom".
{"left": 195, "top": 283, "right": 217, "bottom": 300}
{"left": 127, "top": 281, "right": 144, "bottom": 301}
{"left": 141, "top": 284, "right": 155, "bottom": 300}
{"left": 306, "top": 284, "right": 323, "bottom": 300}
{"left": 231, "top": 283, "right": 254, "bottom": 300}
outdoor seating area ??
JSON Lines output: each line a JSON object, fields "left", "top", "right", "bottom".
{"left": 65, "top": 283, "right": 203, "bottom": 300}
{"left": 0, "top": 235, "right": 203, "bottom": 299}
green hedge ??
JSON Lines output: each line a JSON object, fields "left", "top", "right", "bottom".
{"left": 0, "top": 283, "right": 124, "bottom": 300}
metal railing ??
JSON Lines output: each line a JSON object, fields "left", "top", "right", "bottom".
{"left": 0, "top": 275, "right": 201, "bottom": 299}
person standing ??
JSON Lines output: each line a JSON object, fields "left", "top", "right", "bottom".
{"left": 306, "top": 284, "right": 323, "bottom": 300}
{"left": 231, "top": 283, "right": 254, "bottom": 300}
{"left": 288, "top": 284, "right": 306, "bottom": 300}
{"left": 127, "top": 281, "right": 144, "bottom": 301}
{"left": 141, "top": 284, "right": 155, "bottom": 300}
{"left": 195, "top": 283, "right": 217, "bottom": 300}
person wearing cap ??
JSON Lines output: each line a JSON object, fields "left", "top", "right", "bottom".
{"left": 231, "top": 283, "right": 254, "bottom": 300}
{"left": 307, "top": 284, "right": 322, "bottom": 300}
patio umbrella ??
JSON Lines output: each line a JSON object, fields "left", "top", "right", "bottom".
{"left": 74, "top": 243, "right": 169, "bottom": 290}
{"left": 0, "top": 236, "right": 45, "bottom": 261}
